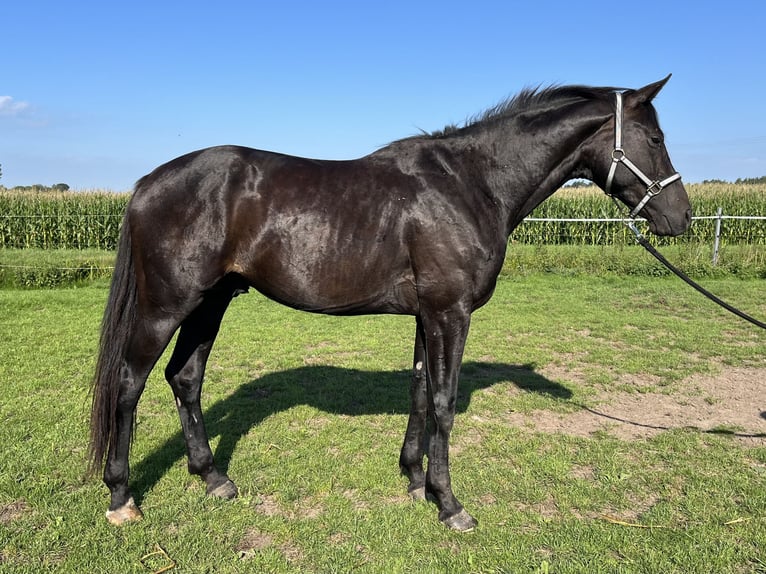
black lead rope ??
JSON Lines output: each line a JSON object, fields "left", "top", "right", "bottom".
{"left": 625, "top": 221, "right": 766, "bottom": 331}
{"left": 603, "top": 91, "right": 763, "bottom": 330}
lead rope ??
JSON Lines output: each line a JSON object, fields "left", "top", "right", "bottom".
{"left": 605, "top": 90, "right": 765, "bottom": 330}
{"left": 616, "top": 205, "right": 766, "bottom": 330}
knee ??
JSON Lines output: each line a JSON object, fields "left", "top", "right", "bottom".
{"left": 165, "top": 360, "right": 192, "bottom": 386}
{"left": 432, "top": 398, "right": 455, "bottom": 429}
{"left": 165, "top": 365, "right": 203, "bottom": 401}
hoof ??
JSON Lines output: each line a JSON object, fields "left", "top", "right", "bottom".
{"left": 208, "top": 479, "right": 238, "bottom": 500}
{"left": 441, "top": 509, "right": 478, "bottom": 532}
{"left": 409, "top": 486, "right": 427, "bottom": 501}
{"left": 105, "top": 497, "right": 143, "bottom": 526}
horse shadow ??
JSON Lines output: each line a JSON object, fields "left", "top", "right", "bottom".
{"left": 130, "top": 362, "right": 571, "bottom": 501}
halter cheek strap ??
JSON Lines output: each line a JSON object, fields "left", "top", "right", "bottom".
{"left": 605, "top": 92, "right": 682, "bottom": 219}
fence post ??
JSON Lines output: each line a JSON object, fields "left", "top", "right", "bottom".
{"left": 712, "top": 207, "right": 723, "bottom": 266}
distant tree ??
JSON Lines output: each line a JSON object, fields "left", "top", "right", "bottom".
{"left": 563, "top": 179, "right": 592, "bottom": 188}
{"left": 735, "top": 176, "right": 766, "bottom": 185}
{"left": 9, "top": 183, "right": 71, "bottom": 192}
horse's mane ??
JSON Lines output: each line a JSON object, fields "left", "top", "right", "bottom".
{"left": 423, "top": 84, "right": 622, "bottom": 139}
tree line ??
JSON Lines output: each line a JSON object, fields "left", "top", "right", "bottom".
{"left": 0, "top": 164, "right": 71, "bottom": 192}
{"left": 1, "top": 183, "right": 71, "bottom": 193}
{"left": 567, "top": 175, "right": 766, "bottom": 187}
{"left": 702, "top": 176, "right": 766, "bottom": 185}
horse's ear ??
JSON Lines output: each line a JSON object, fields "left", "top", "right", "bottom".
{"left": 627, "top": 74, "right": 672, "bottom": 105}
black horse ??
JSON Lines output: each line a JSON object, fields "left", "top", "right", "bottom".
{"left": 90, "top": 76, "right": 691, "bottom": 531}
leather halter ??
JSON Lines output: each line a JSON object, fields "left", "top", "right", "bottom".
{"left": 605, "top": 92, "right": 682, "bottom": 219}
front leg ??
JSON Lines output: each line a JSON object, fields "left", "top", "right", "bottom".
{"left": 399, "top": 318, "right": 428, "bottom": 500}
{"left": 420, "top": 304, "right": 478, "bottom": 532}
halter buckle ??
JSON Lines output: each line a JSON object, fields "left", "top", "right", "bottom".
{"left": 645, "top": 181, "right": 663, "bottom": 197}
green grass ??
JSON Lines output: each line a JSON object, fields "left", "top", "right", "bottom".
{"left": 2, "top": 241, "right": 765, "bottom": 290}
{"left": 1, "top": 275, "right": 765, "bottom": 572}
{"left": 502, "top": 243, "right": 766, "bottom": 279}
{"left": 0, "top": 249, "right": 115, "bottom": 288}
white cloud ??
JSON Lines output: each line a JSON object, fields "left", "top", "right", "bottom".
{"left": 0, "top": 96, "right": 31, "bottom": 116}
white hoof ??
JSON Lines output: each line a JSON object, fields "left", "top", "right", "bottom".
{"left": 105, "top": 497, "right": 143, "bottom": 526}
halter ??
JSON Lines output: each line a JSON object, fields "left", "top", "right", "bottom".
{"left": 605, "top": 92, "right": 682, "bottom": 219}
{"left": 603, "top": 93, "right": 766, "bottom": 332}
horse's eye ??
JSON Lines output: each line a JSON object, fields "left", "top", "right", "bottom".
{"left": 650, "top": 135, "right": 663, "bottom": 146}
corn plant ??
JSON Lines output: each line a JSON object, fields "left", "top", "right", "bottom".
{"left": 0, "top": 184, "right": 764, "bottom": 249}
{"left": 0, "top": 190, "right": 129, "bottom": 249}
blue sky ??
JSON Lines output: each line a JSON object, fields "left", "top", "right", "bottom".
{"left": 2, "top": 1, "right": 765, "bottom": 190}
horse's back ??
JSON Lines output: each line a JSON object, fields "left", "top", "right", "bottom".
{"left": 126, "top": 145, "right": 420, "bottom": 314}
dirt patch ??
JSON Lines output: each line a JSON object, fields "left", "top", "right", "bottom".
{"left": 252, "top": 493, "right": 327, "bottom": 520}
{"left": 236, "top": 527, "right": 274, "bottom": 557}
{"left": 513, "top": 494, "right": 561, "bottom": 519}
{"left": 0, "top": 500, "right": 30, "bottom": 525}
{"left": 235, "top": 528, "right": 304, "bottom": 565}
{"left": 252, "top": 494, "right": 286, "bottom": 517}
{"left": 506, "top": 367, "right": 766, "bottom": 443}
{"left": 294, "top": 495, "right": 325, "bottom": 519}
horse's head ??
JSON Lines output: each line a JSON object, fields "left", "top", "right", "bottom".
{"left": 592, "top": 75, "right": 691, "bottom": 236}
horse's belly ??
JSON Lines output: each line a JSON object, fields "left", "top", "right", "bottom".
{"left": 245, "top": 256, "right": 417, "bottom": 315}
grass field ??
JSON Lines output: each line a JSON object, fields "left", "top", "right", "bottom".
{"left": 1, "top": 242, "right": 765, "bottom": 291}
{"left": 1, "top": 274, "right": 765, "bottom": 573}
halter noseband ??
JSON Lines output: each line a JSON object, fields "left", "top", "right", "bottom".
{"left": 605, "top": 92, "right": 682, "bottom": 219}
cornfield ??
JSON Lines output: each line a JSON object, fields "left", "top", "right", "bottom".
{"left": 514, "top": 182, "right": 766, "bottom": 246}
{"left": 0, "top": 183, "right": 764, "bottom": 249}
{"left": 0, "top": 191, "right": 129, "bottom": 249}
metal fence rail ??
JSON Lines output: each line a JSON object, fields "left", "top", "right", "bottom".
{"left": 524, "top": 215, "right": 766, "bottom": 222}
{"left": 513, "top": 212, "right": 766, "bottom": 250}
{"left": 1, "top": 212, "right": 764, "bottom": 274}
{"left": 518, "top": 213, "right": 766, "bottom": 264}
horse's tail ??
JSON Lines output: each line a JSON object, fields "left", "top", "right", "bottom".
{"left": 88, "top": 216, "right": 137, "bottom": 474}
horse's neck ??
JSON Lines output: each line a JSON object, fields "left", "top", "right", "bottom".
{"left": 506, "top": 152, "right": 584, "bottom": 232}
{"left": 481, "top": 104, "right": 611, "bottom": 235}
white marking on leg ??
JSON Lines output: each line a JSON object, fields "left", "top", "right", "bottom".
{"left": 415, "top": 361, "right": 423, "bottom": 371}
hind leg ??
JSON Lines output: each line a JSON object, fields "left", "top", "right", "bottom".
{"left": 164, "top": 291, "right": 237, "bottom": 499}
{"left": 104, "top": 315, "right": 179, "bottom": 525}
